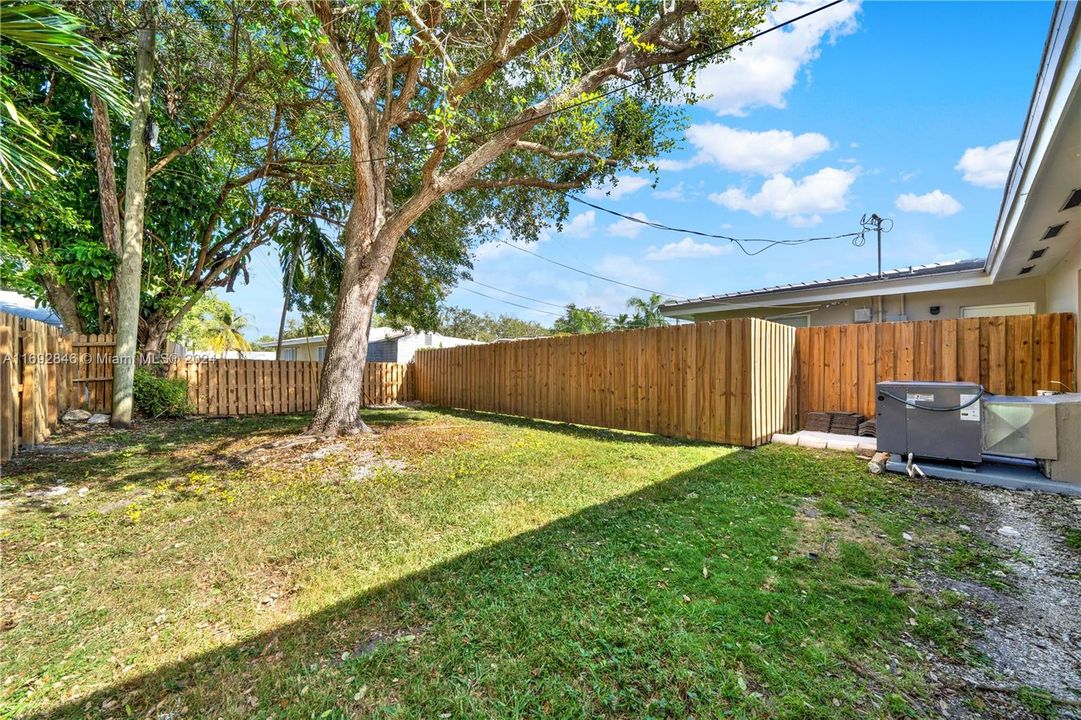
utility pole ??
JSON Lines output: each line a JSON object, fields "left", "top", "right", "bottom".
{"left": 872, "top": 213, "right": 883, "bottom": 279}
{"left": 860, "top": 213, "right": 891, "bottom": 280}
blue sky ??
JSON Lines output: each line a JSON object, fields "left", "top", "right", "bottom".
{"left": 229, "top": 0, "right": 1054, "bottom": 338}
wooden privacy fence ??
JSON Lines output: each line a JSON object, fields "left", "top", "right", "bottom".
{"left": 71, "top": 333, "right": 116, "bottom": 412}
{"left": 3, "top": 308, "right": 1077, "bottom": 460}
{"left": 0, "top": 310, "right": 417, "bottom": 463}
{"left": 167, "top": 360, "right": 413, "bottom": 416}
{"left": 795, "top": 313, "right": 1076, "bottom": 422}
{"left": 414, "top": 318, "right": 796, "bottom": 447}
{"left": 1, "top": 315, "right": 77, "bottom": 461}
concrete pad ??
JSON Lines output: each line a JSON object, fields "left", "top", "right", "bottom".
{"left": 770, "top": 429, "right": 875, "bottom": 454}
{"left": 884, "top": 455, "right": 1081, "bottom": 496}
{"left": 825, "top": 437, "right": 861, "bottom": 452}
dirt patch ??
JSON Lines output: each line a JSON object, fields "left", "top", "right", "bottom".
{"left": 377, "top": 422, "right": 483, "bottom": 458}
{"left": 790, "top": 498, "right": 886, "bottom": 561}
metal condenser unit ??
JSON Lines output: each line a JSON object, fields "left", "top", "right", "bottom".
{"left": 876, "top": 381, "right": 984, "bottom": 463}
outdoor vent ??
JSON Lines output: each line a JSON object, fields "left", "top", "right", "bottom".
{"left": 1042, "top": 222, "right": 1067, "bottom": 240}
{"left": 1062, "top": 188, "right": 1081, "bottom": 211}
{"left": 1018, "top": 265, "right": 1034, "bottom": 275}
{"left": 1029, "top": 248, "right": 1047, "bottom": 260}
{"left": 853, "top": 308, "right": 872, "bottom": 323}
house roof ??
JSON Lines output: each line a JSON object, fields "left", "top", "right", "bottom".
{"left": 0, "top": 291, "right": 62, "bottom": 326}
{"left": 271, "top": 327, "right": 481, "bottom": 348}
{"left": 662, "top": 258, "right": 986, "bottom": 313}
{"left": 274, "top": 326, "right": 402, "bottom": 348}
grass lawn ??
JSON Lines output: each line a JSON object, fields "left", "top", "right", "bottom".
{"left": 0, "top": 408, "right": 1028, "bottom": 718}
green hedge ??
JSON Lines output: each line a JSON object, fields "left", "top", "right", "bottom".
{"left": 133, "top": 367, "right": 194, "bottom": 418}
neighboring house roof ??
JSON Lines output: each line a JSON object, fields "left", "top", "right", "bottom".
{"left": 664, "top": 3, "right": 1080, "bottom": 318}
{"left": 188, "top": 350, "right": 277, "bottom": 360}
{"left": 0, "top": 291, "right": 62, "bottom": 326}
{"left": 271, "top": 327, "right": 480, "bottom": 348}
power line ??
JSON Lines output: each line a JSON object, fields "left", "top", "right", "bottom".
{"left": 460, "top": 287, "right": 562, "bottom": 317}
{"left": 493, "top": 239, "right": 689, "bottom": 300}
{"left": 566, "top": 194, "right": 866, "bottom": 256}
{"left": 465, "top": 279, "right": 621, "bottom": 319}
{"left": 467, "top": 279, "right": 570, "bottom": 310}
{"left": 347, "top": 1, "right": 845, "bottom": 166}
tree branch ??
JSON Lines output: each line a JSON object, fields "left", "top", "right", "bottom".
{"left": 512, "top": 140, "right": 617, "bottom": 166}
{"left": 465, "top": 175, "right": 590, "bottom": 191}
{"left": 146, "top": 60, "right": 267, "bottom": 179}
{"left": 448, "top": 5, "right": 568, "bottom": 100}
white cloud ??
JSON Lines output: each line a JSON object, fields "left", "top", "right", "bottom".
{"left": 644, "top": 237, "right": 734, "bottom": 261}
{"left": 595, "top": 254, "right": 663, "bottom": 289}
{"left": 653, "top": 182, "right": 687, "bottom": 201}
{"left": 895, "top": 189, "right": 963, "bottom": 216}
{"left": 607, "top": 211, "right": 649, "bottom": 238}
{"left": 584, "top": 175, "right": 649, "bottom": 200}
{"left": 655, "top": 157, "right": 699, "bottom": 171}
{"left": 685, "top": 123, "right": 831, "bottom": 174}
{"left": 693, "top": 0, "right": 860, "bottom": 116}
{"left": 709, "top": 167, "right": 856, "bottom": 226}
{"left": 561, "top": 211, "right": 595, "bottom": 237}
{"left": 955, "top": 140, "right": 1017, "bottom": 188}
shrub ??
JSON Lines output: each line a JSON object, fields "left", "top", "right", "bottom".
{"left": 133, "top": 367, "right": 194, "bottom": 418}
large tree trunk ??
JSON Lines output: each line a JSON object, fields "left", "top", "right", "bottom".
{"left": 111, "top": 23, "right": 155, "bottom": 429}
{"left": 141, "top": 315, "right": 174, "bottom": 361}
{"left": 90, "top": 93, "right": 122, "bottom": 331}
{"left": 306, "top": 208, "right": 393, "bottom": 436}
{"left": 40, "top": 275, "right": 85, "bottom": 333}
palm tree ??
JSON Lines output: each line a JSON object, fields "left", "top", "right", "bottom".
{"left": 206, "top": 307, "right": 253, "bottom": 358}
{"left": 0, "top": 0, "right": 130, "bottom": 189}
{"left": 626, "top": 293, "right": 669, "bottom": 328}
{"left": 273, "top": 220, "right": 344, "bottom": 359}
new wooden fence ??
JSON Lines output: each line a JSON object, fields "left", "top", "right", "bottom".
{"left": 3, "top": 308, "right": 1077, "bottom": 461}
{"left": 166, "top": 360, "right": 413, "bottom": 416}
{"left": 0, "top": 310, "right": 417, "bottom": 463}
{"left": 795, "top": 312, "right": 1076, "bottom": 423}
{"left": 414, "top": 318, "right": 796, "bottom": 447}
{"left": 1, "top": 314, "right": 77, "bottom": 461}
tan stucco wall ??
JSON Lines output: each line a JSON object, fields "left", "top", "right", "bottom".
{"left": 686, "top": 275, "right": 1049, "bottom": 326}
{"left": 1046, "top": 241, "right": 1080, "bottom": 314}
{"left": 1045, "top": 242, "right": 1081, "bottom": 386}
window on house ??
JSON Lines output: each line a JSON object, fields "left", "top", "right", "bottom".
{"left": 316, "top": 346, "right": 326, "bottom": 362}
{"left": 768, "top": 314, "right": 811, "bottom": 328}
{"left": 960, "top": 302, "right": 1036, "bottom": 318}
{"left": 281, "top": 348, "right": 296, "bottom": 361}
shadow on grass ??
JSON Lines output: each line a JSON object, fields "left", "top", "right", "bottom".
{"left": 1, "top": 409, "right": 432, "bottom": 501}
{"left": 23, "top": 443, "right": 911, "bottom": 719}
{"left": 424, "top": 405, "right": 721, "bottom": 448}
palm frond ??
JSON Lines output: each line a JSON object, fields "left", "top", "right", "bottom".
{"left": 0, "top": 107, "right": 58, "bottom": 190}
{"left": 0, "top": 0, "right": 131, "bottom": 115}
{"left": 0, "top": 0, "right": 130, "bottom": 189}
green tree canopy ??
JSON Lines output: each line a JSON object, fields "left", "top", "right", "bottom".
{"left": 279, "top": 0, "right": 768, "bottom": 434}
{"left": 552, "top": 304, "right": 610, "bottom": 335}
{"left": 438, "top": 306, "right": 551, "bottom": 342}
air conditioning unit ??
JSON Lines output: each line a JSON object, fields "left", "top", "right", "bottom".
{"left": 853, "top": 308, "right": 872, "bottom": 323}
{"left": 983, "top": 394, "right": 1081, "bottom": 482}
{"left": 876, "top": 381, "right": 983, "bottom": 463}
